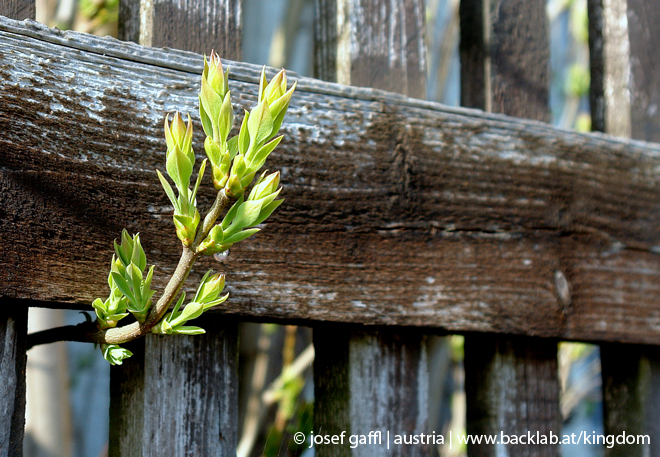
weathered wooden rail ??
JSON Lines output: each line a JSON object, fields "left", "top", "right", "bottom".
{"left": 1, "top": 0, "right": 659, "bottom": 455}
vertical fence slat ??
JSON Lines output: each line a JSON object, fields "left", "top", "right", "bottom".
{"left": 313, "top": 2, "right": 428, "bottom": 455}
{"left": 313, "top": 0, "right": 427, "bottom": 98}
{"left": 589, "top": 0, "right": 660, "bottom": 455}
{"left": 111, "top": 2, "right": 242, "bottom": 454}
{"left": 109, "top": 317, "right": 238, "bottom": 456}
{"left": 0, "top": 10, "right": 33, "bottom": 457}
{"left": 0, "top": 304, "right": 28, "bottom": 457}
{"left": 119, "top": 0, "right": 241, "bottom": 57}
{"left": 459, "top": 1, "right": 561, "bottom": 456}
{"left": 0, "top": 0, "right": 35, "bottom": 21}
{"left": 314, "top": 326, "right": 429, "bottom": 457}
{"left": 464, "top": 336, "right": 560, "bottom": 457}
{"left": 459, "top": 0, "right": 550, "bottom": 122}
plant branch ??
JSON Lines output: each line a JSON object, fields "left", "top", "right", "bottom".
{"left": 27, "top": 189, "right": 232, "bottom": 348}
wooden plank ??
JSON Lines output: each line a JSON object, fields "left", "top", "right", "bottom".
{"left": 0, "top": 0, "right": 35, "bottom": 21}
{"left": 460, "top": 2, "right": 561, "bottom": 455}
{"left": 0, "top": 6, "right": 33, "bottom": 457}
{"left": 312, "top": 1, "right": 429, "bottom": 453}
{"left": 0, "top": 303, "right": 28, "bottom": 457}
{"left": 589, "top": 0, "right": 660, "bottom": 454}
{"left": 109, "top": 316, "right": 238, "bottom": 456}
{"left": 118, "top": 0, "right": 241, "bottom": 57}
{"left": 314, "top": 326, "right": 429, "bottom": 457}
{"left": 1, "top": 18, "right": 660, "bottom": 344}
{"left": 109, "top": 4, "right": 242, "bottom": 455}
{"left": 626, "top": 0, "right": 660, "bottom": 143}
{"left": 459, "top": 0, "right": 550, "bottom": 121}
{"left": 313, "top": 0, "right": 426, "bottom": 99}
{"left": 464, "top": 335, "right": 560, "bottom": 457}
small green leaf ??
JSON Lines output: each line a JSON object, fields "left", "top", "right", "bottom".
{"left": 253, "top": 198, "right": 284, "bottom": 226}
{"left": 166, "top": 146, "right": 193, "bottom": 193}
{"left": 218, "top": 92, "right": 234, "bottom": 142}
{"left": 250, "top": 135, "right": 283, "bottom": 169}
{"left": 131, "top": 234, "right": 147, "bottom": 272}
{"left": 199, "top": 94, "right": 214, "bottom": 138}
{"left": 221, "top": 197, "right": 244, "bottom": 233}
{"left": 110, "top": 272, "right": 136, "bottom": 306}
{"left": 247, "top": 100, "right": 273, "bottom": 150}
{"left": 227, "top": 136, "right": 239, "bottom": 159}
{"left": 269, "top": 81, "right": 296, "bottom": 136}
{"left": 126, "top": 263, "right": 143, "bottom": 308}
{"left": 191, "top": 159, "right": 207, "bottom": 204}
{"left": 168, "top": 292, "right": 186, "bottom": 322}
{"left": 171, "top": 326, "right": 206, "bottom": 335}
{"left": 157, "top": 170, "right": 180, "bottom": 212}
{"left": 202, "top": 292, "right": 230, "bottom": 311}
{"left": 230, "top": 199, "right": 264, "bottom": 232}
{"left": 238, "top": 110, "right": 250, "bottom": 155}
{"left": 200, "top": 75, "right": 224, "bottom": 126}
{"left": 222, "top": 227, "right": 260, "bottom": 245}
{"left": 258, "top": 66, "right": 268, "bottom": 102}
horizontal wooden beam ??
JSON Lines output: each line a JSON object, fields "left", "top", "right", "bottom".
{"left": 1, "top": 18, "right": 660, "bottom": 344}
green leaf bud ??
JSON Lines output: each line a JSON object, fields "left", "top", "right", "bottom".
{"left": 248, "top": 171, "right": 280, "bottom": 201}
{"left": 169, "top": 301, "right": 204, "bottom": 328}
{"left": 164, "top": 112, "right": 195, "bottom": 192}
{"left": 247, "top": 100, "right": 273, "bottom": 152}
{"left": 102, "top": 344, "right": 133, "bottom": 365}
{"left": 173, "top": 211, "right": 200, "bottom": 247}
{"left": 204, "top": 50, "right": 229, "bottom": 100}
{"left": 262, "top": 69, "right": 286, "bottom": 105}
{"left": 193, "top": 271, "right": 226, "bottom": 304}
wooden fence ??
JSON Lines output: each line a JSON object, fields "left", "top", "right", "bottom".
{"left": 1, "top": 0, "right": 659, "bottom": 455}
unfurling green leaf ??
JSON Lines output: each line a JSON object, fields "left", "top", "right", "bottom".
{"left": 102, "top": 344, "right": 133, "bottom": 365}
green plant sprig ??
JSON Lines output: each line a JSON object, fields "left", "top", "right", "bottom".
{"left": 73, "top": 51, "right": 296, "bottom": 365}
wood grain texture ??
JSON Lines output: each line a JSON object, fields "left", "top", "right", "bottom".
{"left": 111, "top": 4, "right": 242, "bottom": 455}
{"left": 313, "top": 1, "right": 429, "bottom": 449}
{"left": 119, "top": 0, "right": 241, "bottom": 57}
{"left": 600, "top": 343, "right": 653, "bottom": 457}
{"left": 590, "top": 0, "right": 660, "bottom": 453}
{"left": 460, "top": 0, "right": 549, "bottom": 122}
{"left": 313, "top": 0, "right": 426, "bottom": 98}
{"left": 109, "top": 317, "right": 238, "bottom": 456}
{"left": 0, "top": 304, "right": 27, "bottom": 457}
{"left": 464, "top": 335, "right": 560, "bottom": 457}
{"left": 587, "top": 0, "right": 632, "bottom": 137}
{"left": 0, "top": 0, "right": 35, "bottom": 21}
{"left": 1, "top": 18, "right": 660, "bottom": 344}
{"left": 314, "top": 326, "right": 429, "bottom": 457}
{"left": 460, "top": 2, "right": 561, "bottom": 454}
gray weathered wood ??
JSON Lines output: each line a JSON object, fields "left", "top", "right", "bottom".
{"left": 1, "top": 7, "right": 33, "bottom": 457}
{"left": 0, "top": 304, "right": 27, "bottom": 457}
{"left": 314, "top": 326, "right": 429, "bottom": 457}
{"left": 0, "top": 0, "right": 35, "bottom": 21}
{"left": 1, "top": 18, "right": 660, "bottom": 344}
{"left": 460, "top": 0, "right": 550, "bottom": 121}
{"left": 109, "top": 5, "right": 242, "bottom": 455}
{"left": 118, "top": 0, "right": 241, "bottom": 57}
{"left": 109, "top": 316, "right": 238, "bottom": 456}
{"left": 464, "top": 335, "right": 560, "bottom": 457}
{"left": 313, "top": 0, "right": 426, "bottom": 99}
{"left": 600, "top": 343, "right": 650, "bottom": 457}
{"left": 589, "top": 0, "right": 660, "bottom": 454}
{"left": 460, "top": 2, "right": 561, "bottom": 455}
{"left": 312, "top": 2, "right": 429, "bottom": 453}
